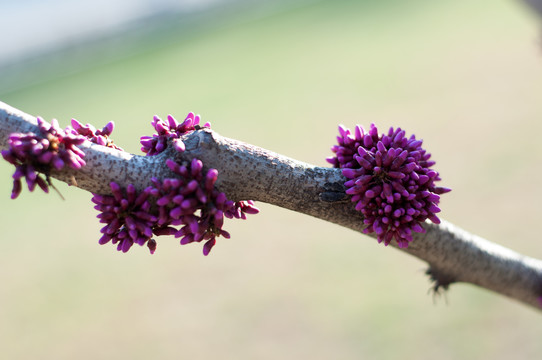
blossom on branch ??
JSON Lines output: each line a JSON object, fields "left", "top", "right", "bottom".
{"left": 71, "top": 119, "right": 123, "bottom": 150}
{"left": 1, "top": 117, "right": 86, "bottom": 198}
{"left": 92, "top": 182, "right": 158, "bottom": 254}
{"left": 91, "top": 159, "right": 259, "bottom": 255}
{"left": 91, "top": 112, "right": 258, "bottom": 255}
{"left": 140, "top": 112, "right": 210, "bottom": 155}
{"left": 158, "top": 158, "right": 259, "bottom": 255}
{"left": 328, "top": 123, "right": 450, "bottom": 248}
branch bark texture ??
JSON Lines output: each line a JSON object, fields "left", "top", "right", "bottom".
{"left": 1, "top": 101, "right": 542, "bottom": 311}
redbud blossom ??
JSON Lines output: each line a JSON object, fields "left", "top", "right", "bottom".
{"left": 328, "top": 123, "right": 450, "bottom": 248}
{"left": 2, "top": 117, "right": 86, "bottom": 198}
{"left": 140, "top": 112, "right": 205, "bottom": 155}
{"left": 92, "top": 182, "right": 158, "bottom": 253}
{"left": 71, "top": 119, "right": 123, "bottom": 150}
{"left": 92, "top": 112, "right": 259, "bottom": 255}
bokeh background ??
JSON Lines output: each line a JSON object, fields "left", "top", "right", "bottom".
{"left": 1, "top": 0, "right": 542, "bottom": 359}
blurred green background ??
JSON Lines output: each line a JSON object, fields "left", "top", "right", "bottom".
{"left": 1, "top": 0, "right": 542, "bottom": 359}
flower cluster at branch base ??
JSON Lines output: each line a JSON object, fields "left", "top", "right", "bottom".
{"left": 91, "top": 112, "right": 258, "bottom": 255}
{"left": 327, "top": 123, "right": 450, "bottom": 248}
{"left": 1, "top": 117, "right": 86, "bottom": 199}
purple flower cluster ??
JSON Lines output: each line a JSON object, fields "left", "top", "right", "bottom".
{"left": 91, "top": 112, "right": 258, "bottom": 255}
{"left": 92, "top": 182, "right": 158, "bottom": 254}
{"left": 91, "top": 159, "right": 258, "bottom": 255}
{"left": 1, "top": 117, "right": 86, "bottom": 199}
{"left": 151, "top": 159, "right": 258, "bottom": 255}
{"left": 71, "top": 119, "right": 123, "bottom": 150}
{"left": 327, "top": 123, "right": 450, "bottom": 248}
{"left": 2, "top": 111, "right": 258, "bottom": 255}
{"left": 140, "top": 113, "right": 210, "bottom": 155}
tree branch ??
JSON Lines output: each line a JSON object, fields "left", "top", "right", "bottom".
{"left": 1, "top": 101, "right": 541, "bottom": 311}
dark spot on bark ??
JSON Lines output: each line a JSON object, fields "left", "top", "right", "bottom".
{"left": 323, "top": 182, "right": 346, "bottom": 193}
{"left": 319, "top": 182, "right": 347, "bottom": 202}
{"left": 319, "top": 191, "right": 347, "bottom": 202}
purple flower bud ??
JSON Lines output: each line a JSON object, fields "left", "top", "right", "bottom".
{"left": 173, "top": 139, "right": 185, "bottom": 152}
{"left": 202, "top": 238, "right": 216, "bottom": 256}
{"left": 215, "top": 192, "right": 227, "bottom": 206}
{"left": 170, "top": 207, "right": 183, "bottom": 219}
{"left": 11, "top": 179, "right": 22, "bottom": 199}
{"left": 35, "top": 177, "right": 49, "bottom": 193}
{"left": 342, "top": 168, "right": 360, "bottom": 179}
{"left": 179, "top": 118, "right": 193, "bottom": 133}
{"left": 205, "top": 169, "right": 218, "bottom": 191}
{"left": 155, "top": 141, "right": 166, "bottom": 153}
{"left": 191, "top": 159, "right": 203, "bottom": 176}
{"left": 121, "top": 239, "right": 133, "bottom": 253}
{"left": 71, "top": 119, "right": 83, "bottom": 131}
{"left": 147, "top": 239, "right": 157, "bottom": 254}
{"left": 102, "top": 121, "right": 115, "bottom": 136}
{"left": 99, "top": 234, "right": 113, "bottom": 245}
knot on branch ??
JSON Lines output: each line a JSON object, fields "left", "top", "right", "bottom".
{"left": 426, "top": 266, "right": 457, "bottom": 295}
